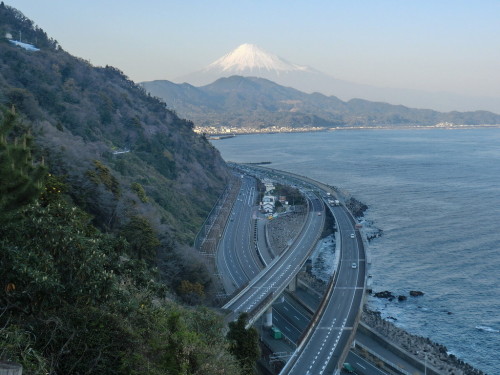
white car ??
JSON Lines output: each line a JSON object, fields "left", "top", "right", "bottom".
{"left": 352, "top": 262, "right": 357, "bottom": 269}
{"left": 350, "top": 233, "right": 355, "bottom": 239}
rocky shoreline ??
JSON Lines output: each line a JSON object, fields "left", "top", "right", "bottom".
{"left": 362, "top": 308, "right": 486, "bottom": 375}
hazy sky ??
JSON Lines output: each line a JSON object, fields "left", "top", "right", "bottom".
{"left": 6, "top": 0, "right": 500, "bottom": 97}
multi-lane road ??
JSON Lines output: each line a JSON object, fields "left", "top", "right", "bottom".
{"left": 216, "top": 175, "right": 260, "bottom": 294}
{"left": 217, "top": 166, "right": 367, "bottom": 373}
{"left": 283, "top": 204, "right": 366, "bottom": 375}
{"left": 272, "top": 294, "right": 311, "bottom": 344}
{"left": 223, "top": 192, "right": 325, "bottom": 324}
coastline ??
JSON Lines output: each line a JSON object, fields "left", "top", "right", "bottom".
{"left": 347, "top": 195, "right": 487, "bottom": 375}
{"left": 258, "top": 167, "right": 486, "bottom": 374}
{"left": 361, "top": 308, "right": 486, "bottom": 375}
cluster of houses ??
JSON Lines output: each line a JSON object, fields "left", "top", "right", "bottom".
{"left": 260, "top": 178, "right": 287, "bottom": 215}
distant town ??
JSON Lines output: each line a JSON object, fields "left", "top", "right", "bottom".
{"left": 196, "top": 125, "right": 326, "bottom": 137}
{"left": 195, "top": 122, "right": 500, "bottom": 137}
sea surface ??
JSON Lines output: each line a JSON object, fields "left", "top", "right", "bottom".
{"left": 212, "top": 128, "right": 500, "bottom": 374}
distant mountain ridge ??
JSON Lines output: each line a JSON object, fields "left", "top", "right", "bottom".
{"left": 141, "top": 75, "right": 500, "bottom": 130}
{"left": 174, "top": 43, "right": 500, "bottom": 113}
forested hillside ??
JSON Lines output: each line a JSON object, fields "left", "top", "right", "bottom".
{"left": 0, "top": 4, "right": 249, "bottom": 374}
{"left": 0, "top": 4, "right": 229, "bottom": 242}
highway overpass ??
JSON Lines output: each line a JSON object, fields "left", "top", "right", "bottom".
{"left": 222, "top": 190, "right": 325, "bottom": 326}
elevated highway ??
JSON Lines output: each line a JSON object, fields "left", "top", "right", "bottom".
{"left": 282, "top": 204, "right": 366, "bottom": 375}
{"left": 222, "top": 192, "right": 325, "bottom": 326}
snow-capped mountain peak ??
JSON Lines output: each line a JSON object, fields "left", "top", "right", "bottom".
{"left": 174, "top": 43, "right": 318, "bottom": 86}
{"left": 204, "top": 43, "right": 308, "bottom": 74}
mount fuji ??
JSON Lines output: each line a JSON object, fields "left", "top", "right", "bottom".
{"left": 204, "top": 43, "right": 311, "bottom": 75}
{"left": 174, "top": 43, "right": 343, "bottom": 93}
{"left": 174, "top": 43, "right": 325, "bottom": 89}
{"left": 171, "top": 43, "right": 500, "bottom": 113}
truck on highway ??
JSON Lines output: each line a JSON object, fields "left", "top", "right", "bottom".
{"left": 328, "top": 198, "right": 340, "bottom": 206}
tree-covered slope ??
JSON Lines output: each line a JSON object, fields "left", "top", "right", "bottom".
{"left": 0, "top": 3, "right": 229, "bottom": 245}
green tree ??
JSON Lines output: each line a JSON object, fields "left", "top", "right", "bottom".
{"left": 0, "top": 199, "right": 120, "bottom": 314}
{"left": 0, "top": 324, "right": 49, "bottom": 374}
{"left": 0, "top": 108, "right": 46, "bottom": 213}
{"left": 121, "top": 215, "right": 161, "bottom": 263}
{"left": 227, "top": 313, "right": 260, "bottom": 375}
{"left": 24, "top": 305, "right": 135, "bottom": 375}
{"left": 131, "top": 305, "right": 242, "bottom": 375}
{"left": 177, "top": 279, "right": 205, "bottom": 305}
{"left": 131, "top": 181, "right": 149, "bottom": 202}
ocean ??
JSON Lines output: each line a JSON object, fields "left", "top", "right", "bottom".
{"left": 211, "top": 128, "right": 500, "bottom": 374}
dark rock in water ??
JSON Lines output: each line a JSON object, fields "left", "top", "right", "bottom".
{"left": 345, "top": 197, "right": 368, "bottom": 217}
{"left": 386, "top": 316, "right": 398, "bottom": 321}
{"left": 374, "top": 290, "right": 394, "bottom": 299}
{"left": 367, "top": 228, "right": 383, "bottom": 242}
{"left": 398, "top": 295, "right": 407, "bottom": 302}
{"left": 410, "top": 290, "right": 424, "bottom": 297}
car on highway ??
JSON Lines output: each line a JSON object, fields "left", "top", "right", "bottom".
{"left": 343, "top": 363, "right": 355, "bottom": 373}
{"left": 351, "top": 262, "right": 357, "bottom": 269}
{"left": 350, "top": 233, "right": 355, "bottom": 239}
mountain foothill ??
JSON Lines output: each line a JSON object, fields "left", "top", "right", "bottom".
{"left": 142, "top": 75, "right": 500, "bottom": 131}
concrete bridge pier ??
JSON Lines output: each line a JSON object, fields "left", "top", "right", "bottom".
{"left": 288, "top": 275, "right": 297, "bottom": 292}
{"left": 264, "top": 307, "right": 273, "bottom": 327}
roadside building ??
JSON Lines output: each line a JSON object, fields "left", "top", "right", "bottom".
{"left": 262, "top": 194, "right": 275, "bottom": 213}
